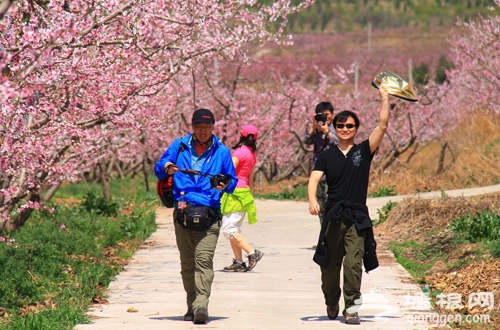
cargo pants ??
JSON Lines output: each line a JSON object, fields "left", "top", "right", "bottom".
{"left": 174, "top": 214, "right": 220, "bottom": 313}
{"left": 321, "top": 216, "right": 366, "bottom": 313}
{"left": 317, "top": 179, "right": 328, "bottom": 225}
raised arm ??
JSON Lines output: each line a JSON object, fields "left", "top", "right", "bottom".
{"left": 368, "top": 86, "right": 390, "bottom": 154}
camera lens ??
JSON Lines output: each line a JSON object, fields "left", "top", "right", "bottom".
{"left": 315, "top": 113, "right": 327, "bottom": 122}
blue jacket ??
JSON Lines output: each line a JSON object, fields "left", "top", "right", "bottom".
{"left": 154, "top": 134, "right": 237, "bottom": 208}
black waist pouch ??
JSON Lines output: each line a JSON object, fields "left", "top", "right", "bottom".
{"left": 176, "top": 204, "right": 219, "bottom": 231}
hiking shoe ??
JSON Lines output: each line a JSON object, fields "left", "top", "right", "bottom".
{"left": 327, "top": 304, "right": 339, "bottom": 320}
{"left": 247, "top": 250, "right": 264, "bottom": 271}
{"left": 183, "top": 310, "right": 194, "bottom": 321}
{"left": 193, "top": 307, "right": 208, "bottom": 324}
{"left": 223, "top": 259, "right": 247, "bottom": 272}
{"left": 344, "top": 312, "right": 360, "bottom": 325}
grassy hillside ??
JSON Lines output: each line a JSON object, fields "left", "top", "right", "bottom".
{"left": 271, "top": 0, "right": 496, "bottom": 33}
{"left": 368, "top": 111, "right": 500, "bottom": 195}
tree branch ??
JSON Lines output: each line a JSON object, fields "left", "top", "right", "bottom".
{"left": 0, "top": 0, "right": 14, "bottom": 21}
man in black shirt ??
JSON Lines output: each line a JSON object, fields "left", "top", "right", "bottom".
{"left": 307, "top": 87, "right": 390, "bottom": 325}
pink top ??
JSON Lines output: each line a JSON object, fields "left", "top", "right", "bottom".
{"left": 233, "top": 145, "right": 256, "bottom": 188}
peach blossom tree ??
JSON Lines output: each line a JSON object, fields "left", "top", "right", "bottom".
{"left": 0, "top": 0, "right": 312, "bottom": 230}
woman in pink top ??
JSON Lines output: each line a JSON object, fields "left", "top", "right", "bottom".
{"left": 220, "top": 124, "right": 263, "bottom": 272}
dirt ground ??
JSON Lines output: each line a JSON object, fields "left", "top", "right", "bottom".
{"left": 376, "top": 193, "right": 500, "bottom": 329}
{"left": 252, "top": 175, "right": 500, "bottom": 328}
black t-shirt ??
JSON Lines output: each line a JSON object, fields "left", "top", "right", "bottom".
{"left": 313, "top": 140, "right": 374, "bottom": 205}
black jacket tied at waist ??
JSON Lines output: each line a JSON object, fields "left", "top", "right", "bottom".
{"left": 313, "top": 200, "right": 379, "bottom": 273}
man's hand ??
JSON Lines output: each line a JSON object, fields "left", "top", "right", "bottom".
{"left": 164, "top": 163, "right": 179, "bottom": 175}
{"left": 309, "top": 200, "right": 321, "bottom": 215}
{"left": 308, "top": 170, "right": 324, "bottom": 215}
{"left": 311, "top": 113, "right": 329, "bottom": 133}
{"left": 215, "top": 182, "right": 227, "bottom": 190}
{"left": 379, "top": 85, "right": 389, "bottom": 101}
{"left": 313, "top": 122, "right": 329, "bottom": 134}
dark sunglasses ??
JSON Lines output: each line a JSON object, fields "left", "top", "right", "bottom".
{"left": 335, "top": 123, "right": 356, "bottom": 129}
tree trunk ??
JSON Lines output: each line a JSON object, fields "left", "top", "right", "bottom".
{"left": 142, "top": 154, "right": 150, "bottom": 194}
{"left": 99, "top": 161, "right": 112, "bottom": 200}
{"left": 42, "top": 182, "right": 62, "bottom": 203}
{"left": 436, "top": 141, "right": 448, "bottom": 175}
{"left": 114, "top": 161, "right": 125, "bottom": 179}
{"left": 5, "top": 193, "right": 39, "bottom": 232}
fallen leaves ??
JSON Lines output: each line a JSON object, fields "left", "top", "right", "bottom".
{"left": 425, "top": 261, "right": 500, "bottom": 315}
{"left": 127, "top": 307, "right": 138, "bottom": 313}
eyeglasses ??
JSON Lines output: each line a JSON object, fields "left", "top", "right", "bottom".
{"left": 193, "top": 125, "right": 213, "bottom": 131}
{"left": 335, "top": 123, "right": 356, "bottom": 129}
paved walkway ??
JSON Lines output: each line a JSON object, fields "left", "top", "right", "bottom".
{"left": 74, "top": 184, "right": 500, "bottom": 330}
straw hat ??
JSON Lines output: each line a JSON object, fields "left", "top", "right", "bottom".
{"left": 371, "top": 71, "right": 418, "bottom": 102}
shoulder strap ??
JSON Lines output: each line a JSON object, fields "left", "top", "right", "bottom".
{"left": 175, "top": 143, "right": 185, "bottom": 163}
{"left": 316, "top": 131, "right": 328, "bottom": 153}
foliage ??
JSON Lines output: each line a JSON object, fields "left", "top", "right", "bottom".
{"left": 447, "top": 3, "right": 500, "bottom": 114}
{"left": 388, "top": 240, "right": 443, "bottom": 279}
{"left": 79, "top": 191, "right": 120, "bottom": 217}
{"left": 435, "top": 55, "right": 455, "bottom": 84}
{"left": 449, "top": 210, "right": 500, "bottom": 242}
{"left": 54, "top": 177, "right": 156, "bottom": 201}
{"left": 368, "top": 185, "right": 397, "bottom": 197}
{"left": 2, "top": 0, "right": 500, "bottom": 232}
{"left": 280, "top": 0, "right": 494, "bottom": 33}
{"left": 0, "top": 193, "right": 156, "bottom": 329}
{"left": 486, "top": 240, "right": 500, "bottom": 258}
{"left": 413, "top": 62, "right": 431, "bottom": 86}
{"left": 255, "top": 188, "right": 300, "bottom": 200}
{"left": 0, "top": 0, "right": 314, "bottom": 230}
{"left": 373, "top": 200, "right": 398, "bottom": 226}
{"left": 254, "top": 183, "right": 309, "bottom": 200}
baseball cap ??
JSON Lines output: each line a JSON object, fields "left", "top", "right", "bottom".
{"left": 192, "top": 108, "right": 215, "bottom": 124}
{"left": 241, "top": 124, "right": 258, "bottom": 140}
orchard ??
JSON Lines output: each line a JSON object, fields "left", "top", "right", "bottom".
{"left": 1, "top": 0, "right": 500, "bottom": 231}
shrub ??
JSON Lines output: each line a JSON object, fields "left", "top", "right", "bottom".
{"left": 487, "top": 240, "right": 500, "bottom": 258}
{"left": 413, "top": 62, "right": 430, "bottom": 86}
{"left": 79, "top": 191, "right": 120, "bottom": 217}
{"left": 373, "top": 200, "right": 399, "bottom": 226}
{"left": 369, "top": 185, "right": 397, "bottom": 197}
{"left": 255, "top": 185, "right": 308, "bottom": 201}
{"left": 0, "top": 191, "right": 156, "bottom": 329}
{"left": 435, "top": 55, "right": 454, "bottom": 84}
{"left": 449, "top": 210, "right": 500, "bottom": 242}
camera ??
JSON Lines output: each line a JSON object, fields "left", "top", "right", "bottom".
{"left": 210, "top": 174, "right": 232, "bottom": 188}
{"left": 315, "top": 113, "right": 327, "bottom": 123}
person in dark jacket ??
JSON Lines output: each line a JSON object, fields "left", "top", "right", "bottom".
{"left": 303, "top": 101, "right": 338, "bottom": 226}
{"left": 307, "top": 86, "right": 390, "bottom": 325}
{"left": 154, "top": 109, "right": 237, "bottom": 325}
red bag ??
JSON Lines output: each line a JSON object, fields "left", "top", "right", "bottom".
{"left": 157, "top": 175, "right": 174, "bottom": 208}
{"left": 156, "top": 144, "right": 185, "bottom": 208}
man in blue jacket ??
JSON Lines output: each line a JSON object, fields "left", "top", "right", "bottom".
{"left": 155, "top": 108, "right": 237, "bottom": 325}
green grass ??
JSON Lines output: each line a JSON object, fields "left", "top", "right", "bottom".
{"left": 255, "top": 184, "right": 308, "bottom": 201}
{"left": 368, "top": 185, "right": 397, "bottom": 198}
{"left": 388, "top": 240, "right": 443, "bottom": 279}
{"left": 449, "top": 210, "right": 500, "bottom": 242}
{"left": 0, "top": 179, "right": 157, "bottom": 329}
{"left": 373, "top": 200, "right": 398, "bottom": 226}
{"left": 54, "top": 176, "right": 156, "bottom": 200}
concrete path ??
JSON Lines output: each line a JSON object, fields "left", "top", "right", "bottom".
{"left": 74, "top": 184, "right": 500, "bottom": 330}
